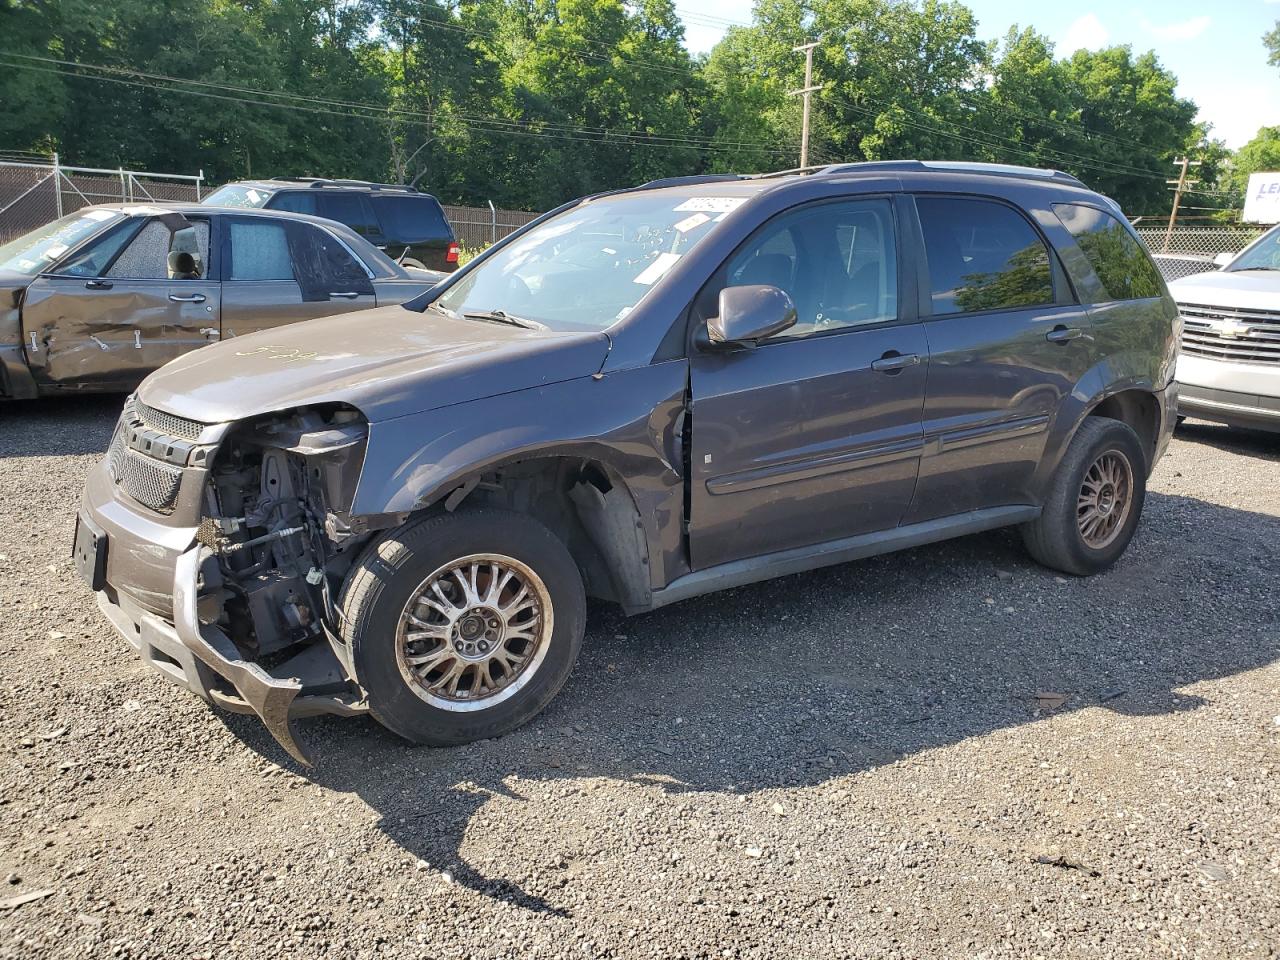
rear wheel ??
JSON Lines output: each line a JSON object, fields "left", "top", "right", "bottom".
{"left": 399, "top": 257, "right": 427, "bottom": 270}
{"left": 340, "top": 508, "right": 586, "bottom": 745}
{"left": 1021, "top": 417, "right": 1146, "bottom": 576}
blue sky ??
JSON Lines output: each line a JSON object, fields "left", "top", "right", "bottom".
{"left": 674, "top": 0, "right": 1280, "bottom": 148}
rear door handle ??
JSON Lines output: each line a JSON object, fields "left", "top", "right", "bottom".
{"left": 871, "top": 352, "right": 921, "bottom": 374}
{"left": 85, "top": 279, "right": 113, "bottom": 290}
{"left": 330, "top": 291, "right": 360, "bottom": 299}
{"left": 169, "top": 293, "right": 206, "bottom": 303}
{"left": 1046, "top": 325, "right": 1083, "bottom": 343}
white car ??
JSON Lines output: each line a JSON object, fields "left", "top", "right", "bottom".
{"left": 1171, "top": 225, "right": 1280, "bottom": 431}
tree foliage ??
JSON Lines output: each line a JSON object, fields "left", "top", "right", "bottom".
{"left": 0, "top": 0, "right": 1221, "bottom": 213}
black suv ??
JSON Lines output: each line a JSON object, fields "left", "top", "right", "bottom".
{"left": 202, "top": 178, "right": 461, "bottom": 271}
{"left": 79, "top": 161, "right": 1178, "bottom": 763}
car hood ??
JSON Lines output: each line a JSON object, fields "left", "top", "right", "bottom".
{"left": 137, "top": 305, "right": 612, "bottom": 424}
{"left": 1169, "top": 269, "right": 1280, "bottom": 310}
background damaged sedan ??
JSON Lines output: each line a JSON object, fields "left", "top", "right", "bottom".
{"left": 73, "top": 161, "right": 1178, "bottom": 764}
{"left": 0, "top": 203, "right": 442, "bottom": 398}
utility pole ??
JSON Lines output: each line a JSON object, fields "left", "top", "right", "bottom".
{"left": 789, "top": 41, "right": 821, "bottom": 169}
{"left": 1164, "top": 156, "right": 1200, "bottom": 252}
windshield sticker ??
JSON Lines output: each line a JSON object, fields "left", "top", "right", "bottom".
{"left": 673, "top": 212, "right": 711, "bottom": 233}
{"left": 633, "top": 251, "right": 682, "bottom": 286}
{"left": 246, "top": 189, "right": 263, "bottom": 204}
{"left": 674, "top": 197, "right": 746, "bottom": 213}
{"left": 43, "top": 244, "right": 68, "bottom": 260}
{"left": 615, "top": 306, "right": 634, "bottom": 321}
{"left": 84, "top": 209, "right": 115, "bottom": 221}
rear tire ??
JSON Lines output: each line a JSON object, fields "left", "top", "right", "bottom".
{"left": 399, "top": 257, "right": 427, "bottom": 270}
{"left": 1020, "top": 417, "right": 1146, "bottom": 576}
{"left": 340, "top": 508, "right": 586, "bottom": 746}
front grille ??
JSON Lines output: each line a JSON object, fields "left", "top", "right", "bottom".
{"left": 136, "top": 400, "right": 206, "bottom": 441}
{"left": 115, "top": 449, "right": 183, "bottom": 514}
{"left": 1179, "top": 303, "right": 1280, "bottom": 365}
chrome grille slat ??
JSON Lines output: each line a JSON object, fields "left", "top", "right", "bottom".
{"left": 1178, "top": 303, "right": 1280, "bottom": 365}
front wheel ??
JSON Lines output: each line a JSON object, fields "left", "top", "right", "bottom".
{"left": 1021, "top": 417, "right": 1147, "bottom": 576}
{"left": 340, "top": 508, "right": 586, "bottom": 745}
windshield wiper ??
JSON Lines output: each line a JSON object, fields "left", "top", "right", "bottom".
{"left": 462, "top": 308, "right": 545, "bottom": 330}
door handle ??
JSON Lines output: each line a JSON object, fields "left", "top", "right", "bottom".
{"left": 329, "top": 291, "right": 360, "bottom": 299}
{"left": 85, "top": 279, "right": 112, "bottom": 290}
{"left": 1046, "top": 325, "right": 1083, "bottom": 343}
{"left": 871, "top": 351, "right": 921, "bottom": 374}
{"left": 168, "top": 293, "right": 206, "bottom": 303}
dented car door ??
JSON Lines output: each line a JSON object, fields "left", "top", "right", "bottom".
{"left": 21, "top": 214, "right": 220, "bottom": 389}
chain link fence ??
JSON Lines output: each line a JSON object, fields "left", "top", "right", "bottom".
{"left": 441, "top": 203, "right": 540, "bottom": 250}
{"left": 1136, "top": 226, "right": 1267, "bottom": 282}
{"left": 0, "top": 158, "right": 205, "bottom": 243}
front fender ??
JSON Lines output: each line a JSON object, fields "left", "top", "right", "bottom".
{"left": 351, "top": 360, "right": 690, "bottom": 589}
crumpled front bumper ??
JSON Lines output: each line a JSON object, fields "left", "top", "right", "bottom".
{"left": 82, "top": 458, "right": 363, "bottom": 765}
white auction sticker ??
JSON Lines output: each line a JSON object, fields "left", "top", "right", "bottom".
{"left": 633, "top": 251, "right": 682, "bottom": 285}
{"left": 673, "top": 197, "right": 746, "bottom": 213}
{"left": 673, "top": 212, "right": 711, "bottom": 233}
{"left": 247, "top": 189, "right": 263, "bottom": 204}
{"left": 84, "top": 209, "right": 116, "bottom": 221}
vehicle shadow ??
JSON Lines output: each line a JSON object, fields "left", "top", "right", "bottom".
{"left": 211, "top": 491, "right": 1280, "bottom": 917}
{"left": 1176, "top": 418, "right": 1279, "bottom": 460}
{"left": 0, "top": 394, "right": 123, "bottom": 457}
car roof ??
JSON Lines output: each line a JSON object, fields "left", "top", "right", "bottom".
{"left": 215, "top": 178, "right": 427, "bottom": 196}
{"left": 81, "top": 201, "right": 374, "bottom": 230}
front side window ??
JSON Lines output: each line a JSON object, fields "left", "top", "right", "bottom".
{"left": 227, "top": 220, "right": 294, "bottom": 281}
{"left": 434, "top": 192, "right": 735, "bottom": 331}
{"left": 721, "top": 198, "right": 898, "bottom": 338}
{"left": 1223, "top": 223, "right": 1280, "bottom": 272}
{"left": 202, "top": 184, "right": 272, "bottom": 209}
{"left": 106, "top": 218, "right": 210, "bottom": 279}
{"left": 917, "top": 196, "right": 1054, "bottom": 315}
{"left": 290, "top": 224, "right": 374, "bottom": 300}
{"left": 0, "top": 210, "right": 122, "bottom": 276}
{"left": 1054, "top": 203, "right": 1162, "bottom": 301}
{"left": 270, "top": 192, "right": 319, "bottom": 216}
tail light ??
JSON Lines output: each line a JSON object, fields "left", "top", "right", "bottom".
{"left": 446, "top": 242, "right": 460, "bottom": 264}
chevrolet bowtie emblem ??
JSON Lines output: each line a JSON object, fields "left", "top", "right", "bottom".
{"left": 1212, "top": 319, "right": 1253, "bottom": 339}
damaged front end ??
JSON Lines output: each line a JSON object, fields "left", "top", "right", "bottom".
{"left": 187, "top": 405, "right": 377, "bottom": 762}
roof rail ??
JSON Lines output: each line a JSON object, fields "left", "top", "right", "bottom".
{"left": 818, "top": 160, "right": 1086, "bottom": 187}
{"left": 634, "top": 174, "right": 745, "bottom": 190}
{"left": 271, "top": 177, "right": 418, "bottom": 192}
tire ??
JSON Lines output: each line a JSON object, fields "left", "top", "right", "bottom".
{"left": 339, "top": 508, "right": 586, "bottom": 746}
{"left": 1020, "top": 417, "right": 1147, "bottom": 577}
{"left": 399, "top": 257, "right": 427, "bottom": 270}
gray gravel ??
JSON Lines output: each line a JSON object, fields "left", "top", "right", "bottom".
{"left": 1, "top": 398, "right": 1277, "bottom": 959}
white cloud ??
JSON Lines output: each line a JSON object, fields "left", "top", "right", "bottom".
{"left": 1194, "top": 83, "right": 1280, "bottom": 149}
{"left": 1061, "top": 14, "right": 1110, "bottom": 54}
{"left": 1141, "top": 16, "right": 1212, "bottom": 42}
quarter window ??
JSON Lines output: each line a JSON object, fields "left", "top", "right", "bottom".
{"left": 1054, "top": 203, "right": 1163, "bottom": 301}
{"left": 916, "top": 197, "right": 1054, "bottom": 315}
{"left": 722, "top": 198, "right": 898, "bottom": 338}
{"left": 227, "top": 220, "right": 295, "bottom": 281}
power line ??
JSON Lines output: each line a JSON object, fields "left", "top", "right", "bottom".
{"left": 0, "top": 56, "right": 800, "bottom": 161}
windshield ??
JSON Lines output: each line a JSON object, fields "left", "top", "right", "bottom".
{"left": 0, "top": 210, "right": 122, "bottom": 276}
{"left": 1227, "top": 224, "right": 1280, "bottom": 271}
{"left": 203, "top": 184, "right": 273, "bottom": 208}
{"left": 434, "top": 192, "right": 744, "bottom": 331}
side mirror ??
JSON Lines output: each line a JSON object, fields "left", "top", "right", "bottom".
{"left": 705, "top": 284, "right": 797, "bottom": 349}
{"left": 1213, "top": 251, "right": 1234, "bottom": 268}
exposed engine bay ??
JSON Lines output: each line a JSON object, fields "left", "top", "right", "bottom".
{"left": 197, "top": 407, "right": 372, "bottom": 675}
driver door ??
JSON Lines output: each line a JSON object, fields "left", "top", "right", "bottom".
{"left": 687, "top": 196, "right": 930, "bottom": 570}
{"left": 21, "top": 215, "right": 219, "bottom": 389}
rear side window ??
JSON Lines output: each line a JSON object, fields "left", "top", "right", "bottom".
{"left": 370, "top": 195, "right": 453, "bottom": 244}
{"left": 270, "top": 192, "right": 319, "bottom": 216}
{"left": 1054, "top": 203, "right": 1163, "bottom": 301}
{"left": 226, "top": 220, "right": 294, "bottom": 280}
{"left": 317, "top": 193, "right": 382, "bottom": 241}
{"left": 916, "top": 197, "right": 1054, "bottom": 315}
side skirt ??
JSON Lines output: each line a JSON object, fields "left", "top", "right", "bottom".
{"left": 636, "top": 504, "right": 1040, "bottom": 614}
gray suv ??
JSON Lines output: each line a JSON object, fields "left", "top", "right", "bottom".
{"left": 75, "top": 161, "right": 1179, "bottom": 763}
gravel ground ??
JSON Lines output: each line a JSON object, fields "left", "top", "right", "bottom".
{"left": 0, "top": 398, "right": 1277, "bottom": 960}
